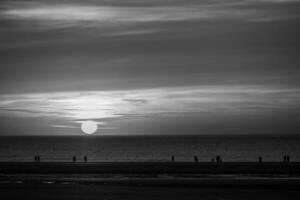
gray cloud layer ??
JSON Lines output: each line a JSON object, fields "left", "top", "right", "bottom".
{"left": 0, "top": 0, "right": 299, "bottom": 135}
{"left": 1, "top": 0, "right": 300, "bottom": 30}
{"left": 0, "top": 86, "right": 299, "bottom": 135}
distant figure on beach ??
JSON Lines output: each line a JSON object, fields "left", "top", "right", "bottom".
{"left": 35, "top": 155, "right": 40, "bottom": 162}
{"left": 171, "top": 155, "right": 175, "bottom": 162}
{"left": 84, "top": 156, "right": 87, "bottom": 163}
{"left": 216, "top": 155, "right": 222, "bottom": 164}
{"left": 73, "top": 156, "right": 76, "bottom": 163}
{"left": 284, "top": 155, "right": 290, "bottom": 163}
{"left": 259, "top": 156, "right": 263, "bottom": 163}
{"left": 194, "top": 156, "right": 198, "bottom": 162}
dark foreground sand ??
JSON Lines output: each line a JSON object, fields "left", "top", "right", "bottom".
{"left": 1, "top": 182, "right": 300, "bottom": 200}
{"left": 1, "top": 174, "right": 300, "bottom": 200}
{"left": 1, "top": 162, "right": 300, "bottom": 199}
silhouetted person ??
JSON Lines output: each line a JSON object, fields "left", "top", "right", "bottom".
{"left": 37, "top": 155, "right": 40, "bottom": 162}
{"left": 287, "top": 155, "right": 290, "bottom": 162}
{"left": 73, "top": 156, "right": 76, "bottom": 163}
{"left": 84, "top": 156, "right": 87, "bottom": 163}
{"left": 194, "top": 156, "right": 198, "bottom": 162}
{"left": 34, "top": 155, "right": 37, "bottom": 162}
{"left": 171, "top": 155, "right": 175, "bottom": 162}
{"left": 216, "top": 155, "right": 221, "bottom": 164}
{"left": 283, "top": 155, "right": 287, "bottom": 162}
{"left": 259, "top": 156, "right": 263, "bottom": 163}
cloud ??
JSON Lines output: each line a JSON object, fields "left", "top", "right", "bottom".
{"left": 248, "top": 0, "right": 300, "bottom": 2}
{"left": 50, "top": 124, "right": 77, "bottom": 128}
{"left": 0, "top": 85, "right": 299, "bottom": 135}
{"left": 123, "top": 98, "right": 148, "bottom": 105}
{"left": 0, "top": 4, "right": 210, "bottom": 23}
{"left": 0, "top": 85, "right": 299, "bottom": 124}
{"left": 1, "top": 0, "right": 299, "bottom": 30}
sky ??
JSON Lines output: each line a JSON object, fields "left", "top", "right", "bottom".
{"left": 0, "top": 0, "right": 299, "bottom": 135}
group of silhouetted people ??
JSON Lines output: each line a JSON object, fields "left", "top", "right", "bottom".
{"left": 215, "top": 155, "right": 222, "bottom": 164}
{"left": 210, "top": 156, "right": 222, "bottom": 163}
{"left": 33, "top": 155, "right": 89, "bottom": 163}
{"left": 32, "top": 154, "right": 292, "bottom": 163}
{"left": 171, "top": 155, "right": 199, "bottom": 162}
{"left": 283, "top": 155, "right": 290, "bottom": 162}
{"left": 171, "top": 155, "right": 223, "bottom": 163}
{"left": 72, "top": 156, "right": 88, "bottom": 163}
{"left": 34, "top": 155, "right": 40, "bottom": 162}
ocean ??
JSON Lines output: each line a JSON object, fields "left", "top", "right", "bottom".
{"left": 0, "top": 135, "right": 300, "bottom": 162}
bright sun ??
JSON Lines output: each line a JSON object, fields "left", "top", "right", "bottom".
{"left": 81, "top": 121, "right": 98, "bottom": 135}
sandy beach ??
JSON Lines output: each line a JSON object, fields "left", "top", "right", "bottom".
{"left": 1, "top": 179, "right": 300, "bottom": 200}
{"left": 1, "top": 162, "right": 300, "bottom": 199}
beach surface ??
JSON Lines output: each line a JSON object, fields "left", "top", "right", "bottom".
{"left": 1, "top": 179, "right": 300, "bottom": 200}
{"left": 1, "top": 162, "right": 300, "bottom": 199}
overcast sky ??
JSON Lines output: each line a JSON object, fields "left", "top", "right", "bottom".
{"left": 0, "top": 0, "right": 299, "bottom": 135}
